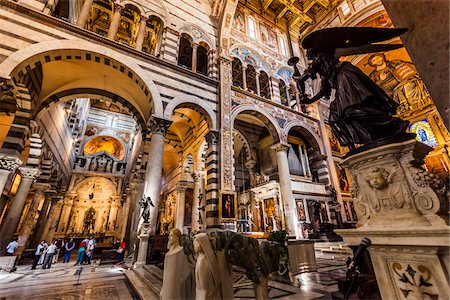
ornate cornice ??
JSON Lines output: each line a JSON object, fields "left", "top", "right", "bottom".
{"left": 0, "top": 155, "right": 22, "bottom": 172}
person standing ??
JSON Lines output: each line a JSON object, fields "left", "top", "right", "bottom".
{"left": 63, "top": 238, "right": 75, "bottom": 263}
{"left": 5, "top": 239, "right": 18, "bottom": 256}
{"left": 75, "top": 238, "right": 87, "bottom": 266}
{"left": 53, "top": 238, "right": 65, "bottom": 263}
{"left": 42, "top": 241, "right": 57, "bottom": 269}
{"left": 31, "top": 241, "right": 47, "bottom": 269}
{"left": 117, "top": 239, "right": 126, "bottom": 263}
{"left": 85, "top": 236, "right": 96, "bottom": 264}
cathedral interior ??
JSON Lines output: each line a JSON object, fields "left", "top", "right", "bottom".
{"left": 0, "top": 0, "right": 448, "bottom": 299}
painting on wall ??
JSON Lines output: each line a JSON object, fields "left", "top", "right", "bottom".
{"left": 184, "top": 188, "right": 193, "bottom": 226}
{"left": 233, "top": 8, "right": 246, "bottom": 33}
{"left": 336, "top": 164, "right": 350, "bottom": 193}
{"left": 296, "top": 200, "right": 307, "bottom": 222}
{"left": 220, "top": 192, "right": 237, "bottom": 220}
{"left": 357, "top": 48, "right": 432, "bottom": 116}
{"left": 260, "top": 23, "right": 277, "bottom": 48}
{"left": 83, "top": 136, "right": 125, "bottom": 160}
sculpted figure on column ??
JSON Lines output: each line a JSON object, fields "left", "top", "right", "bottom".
{"left": 160, "top": 228, "right": 195, "bottom": 300}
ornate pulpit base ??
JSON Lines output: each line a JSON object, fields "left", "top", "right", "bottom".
{"left": 336, "top": 138, "right": 449, "bottom": 299}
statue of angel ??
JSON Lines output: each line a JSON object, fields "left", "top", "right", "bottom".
{"left": 139, "top": 196, "right": 154, "bottom": 223}
{"left": 289, "top": 27, "right": 410, "bottom": 150}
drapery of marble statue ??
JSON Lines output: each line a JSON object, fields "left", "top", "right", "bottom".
{"left": 160, "top": 229, "right": 195, "bottom": 300}
{"left": 289, "top": 27, "right": 411, "bottom": 150}
{"left": 367, "top": 53, "right": 431, "bottom": 114}
{"left": 194, "top": 233, "right": 233, "bottom": 300}
{"left": 139, "top": 196, "right": 154, "bottom": 223}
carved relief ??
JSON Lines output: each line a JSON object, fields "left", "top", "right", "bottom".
{"left": 391, "top": 262, "right": 438, "bottom": 299}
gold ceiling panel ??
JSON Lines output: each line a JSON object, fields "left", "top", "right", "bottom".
{"left": 238, "top": 0, "right": 341, "bottom": 36}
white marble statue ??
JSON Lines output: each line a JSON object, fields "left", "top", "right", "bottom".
{"left": 194, "top": 233, "right": 233, "bottom": 300}
{"left": 160, "top": 228, "right": 195, "bottom": 300}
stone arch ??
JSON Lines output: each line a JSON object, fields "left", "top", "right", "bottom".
{"left": 119, "top": 1, "right": 144, "bottom": 16}
{"left": 283, "top": 121, "right": 325, "bottom": 155}
{"left": 233, "top": 129, "right": 252, "bottom": 161}
{"left": 178, "top": 22, "right": 215, "bottom": 49}
{"left": 35, "top": 90, "right": 147, "bottom": 131}
{"left": 163, "top": 95, "right": 217, "bottom": 131}
{"left": 231, "top": 106, "right": 282, "bottom": 144}
{"left": 0, "top": 40, "right": 163, "bottom": 119}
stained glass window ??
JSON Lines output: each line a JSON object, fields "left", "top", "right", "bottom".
{"left": 409, "top": 120, "right": 438, "bottom": 147}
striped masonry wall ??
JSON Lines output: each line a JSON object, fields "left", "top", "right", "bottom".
{"left": 204, "top": 130, "right": 220, "bottom": 228}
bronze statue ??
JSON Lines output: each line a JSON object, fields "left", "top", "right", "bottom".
{"left": 289, "top": 27, "right": 410, "bottom": 150}
{"left": 139, "top": 196, "right": 154, "bottom": 223}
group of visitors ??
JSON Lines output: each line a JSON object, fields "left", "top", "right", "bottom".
{"left": 74, "top": 236, "right": 97, "bottom": 266}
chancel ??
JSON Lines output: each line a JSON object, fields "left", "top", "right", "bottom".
{"left": 0, "top": 0, "right": 448, "bottom": 299}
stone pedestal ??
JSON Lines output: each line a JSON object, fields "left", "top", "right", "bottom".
{"left": 134, "top": 222, "right": 151, "bottom": 267}
{"left": 336, "top": 138, "right": 449, "bottom": 300}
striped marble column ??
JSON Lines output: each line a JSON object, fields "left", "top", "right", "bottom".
{"left": 205, "top": 131, "right": 220, "bottom": 228}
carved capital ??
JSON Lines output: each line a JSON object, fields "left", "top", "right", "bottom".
{"left": 113, "top": 4, "right": 123, "bottom": 13}
{"left": 178, "top": 181, "right": 188, "bottom": 192}
{"left": 271, "top": 143, "right": 290, "bottom": 153}
{"left": 192, "top": 172, "right": 202, "bottom": 182}
{"left": 0, "top": 155, "right": 22, "bottom": 172}
{"left": 205, "top": 130, "right": 219, "bottom": 146}
{"left": 18, "top": 167, "right": 41, "bottom": 179}
{"left": 150, "top": 117, "right": 172, "bottom": 136}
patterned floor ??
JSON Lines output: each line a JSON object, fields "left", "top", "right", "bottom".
{"left": 0, "top": 253, "right": 348, "bottom": 299}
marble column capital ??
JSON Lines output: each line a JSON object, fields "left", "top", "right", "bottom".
{"left": 18, "top": 167, "right": 41, "bottom": 179}
{"left": 150, "top": 117, "right": 172, "bottom": 136}
{"left": 140, "top": 15, "right": 148, "bottom": 23}
{"left": 0, "top": 155, "right": 22, "bottom": 172}
{"left": 245, "top": 159, "right": 257, "bottom": 170}
{"left": 191, "top": 42, "right": 199, "bottom": 48}
{"left": 205, "top": 130, "right": 219, "bottom": 146}
{"left": 178, "top": 181, "right": 188, "bottom": 192}
{"left": 271, "top": 143, "right": 290, "bottom": 153}
{"left": 192, "top": 172, "right": 202, "bottom": 182}
{"left": 113, "top": 4, "right": 123, "bottom": 13}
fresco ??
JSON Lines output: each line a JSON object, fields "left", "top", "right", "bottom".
{"left": 84, "top": 136, "right": 125, "bottom": 160}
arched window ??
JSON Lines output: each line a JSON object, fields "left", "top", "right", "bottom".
{"left": 232, "top": 59, "right": 244, "bottom": 88}
{"left": 141, "top": 16, "right": 164, "bottom": 55}
{"left": 178, "top": 34, "right": 193, "bottom": 69}
{"left": 246, "top": 65, "right": 257, "bottom": 94}
{"left": 259, "top": 71, "right": 271, "bottom": 99}
{"left": 247, "top": 17, "right": 257, "bottom": 39}
{"left": 279, "top": 36, "right": 287, "bottom": 56}
{"left": 279, "top": 80, "right": 288, "bottom": 106}
{"left": 87, "top": 0, "right": 114, "bottom": 36}
{"left": 197, "top": 44, "right": 209, "bottom": 76}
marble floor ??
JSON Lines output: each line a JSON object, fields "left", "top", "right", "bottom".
{"left": 0, "top": 261, "right": 139, "bottom": 300}
{"left": 0, "top": 253, "right": 348, "bottom": 300}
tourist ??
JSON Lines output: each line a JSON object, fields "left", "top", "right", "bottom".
{"left": 42, "top": 241, "right": 57, "bottom": 269}
{"left": 84, "top": 236, "right": 96, "bottom": 264}
{"left": 63, "top": 238, "right": 75, "bottom": 263}
{"left": 38, "top": 240, "right": 49, "bottom": 265}
{"left": 31, "top": 241, "right": 47, "bottom": 269}
{"left": 75, "top": 238, "right": 87, "bottom": 266}
{"left": 117, "top": 239, "right": 126, "bottom": 263}
{"left": 5, "top": 238, "right": 18, "bottom": 256}
{"left": 53, "top": 238, "right": 65, "bottom": 263}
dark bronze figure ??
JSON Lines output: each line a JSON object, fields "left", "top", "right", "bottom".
{"left": 140, "top": 196, "right": 154, "bottom": 223}
{"left": 289, "top": 27, "right": 410, "bottom": 150}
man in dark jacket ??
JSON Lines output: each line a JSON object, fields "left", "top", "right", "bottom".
{"left": 63, "top": 238, "right": 76, "bottom": 263}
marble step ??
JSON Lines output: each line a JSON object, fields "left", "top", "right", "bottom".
{"left": 124, "top": 268, "right": 159, "bottom": 300}
{"left": 314, "top": 242, "right": 353, "bottom": 255}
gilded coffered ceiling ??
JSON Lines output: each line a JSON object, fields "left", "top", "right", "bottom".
{"left": 239, "top": 0, "right": 343, "bottom": 36}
